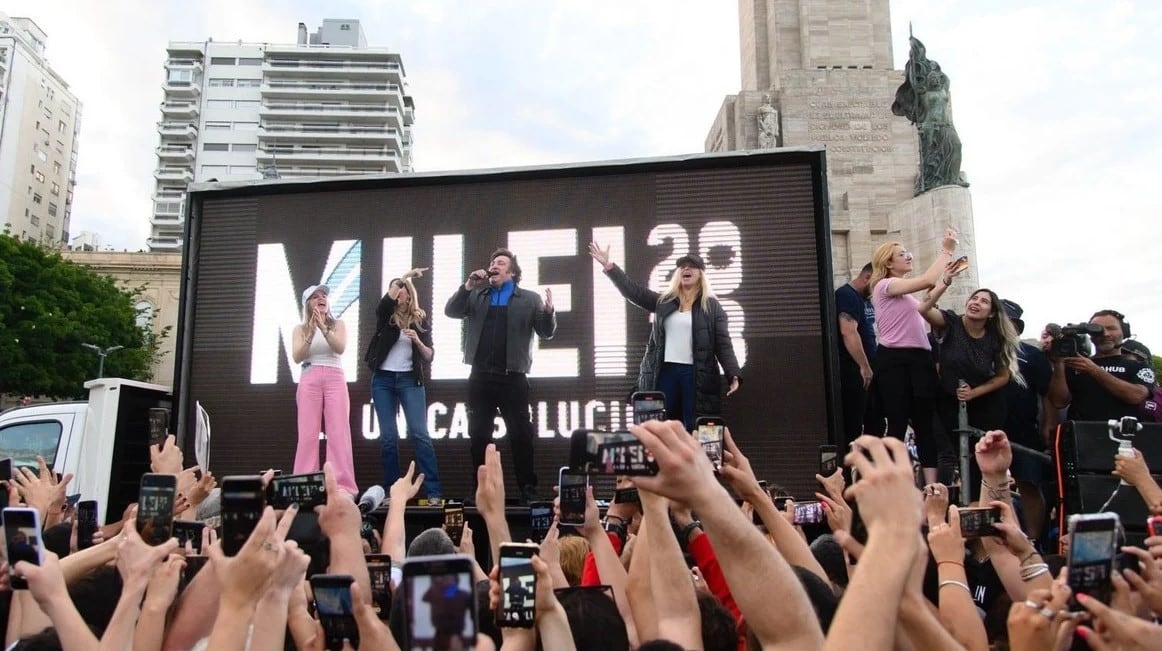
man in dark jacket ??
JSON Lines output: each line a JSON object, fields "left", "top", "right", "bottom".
{"left": 445, "top": 248, "right": 556, "bottom": 504}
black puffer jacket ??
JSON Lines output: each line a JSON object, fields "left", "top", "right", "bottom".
{"left": 363, "top": 281, "right": 433, "bottom": 384}
{"left": 605, "top": 264, "right": 742, "bottom": 417}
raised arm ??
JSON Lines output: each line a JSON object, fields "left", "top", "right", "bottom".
{"left": 884, "top": 229, "right": 959, "bottom": 298}
{"left": 532, "top": 290, "right": 557, "bottom": 340}
{"left": 917, "top": 282, "right": 952, "bottom": 330}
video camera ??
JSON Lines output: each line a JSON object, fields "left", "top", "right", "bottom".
{"left": 1047, "top": 322, "right": 1103, "bottom": 358}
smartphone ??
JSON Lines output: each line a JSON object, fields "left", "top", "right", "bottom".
{"left": 366, "top": 554, "right": 393, "bottom": 619}
{"left": 401, "top": 554, "right": 477, "bottom": 651}
{"left": 76, "top": 500, "right": 99, "bottom": 551}
{"left": 147, "top": 407, "right": 170, "bottom": 446}
{"left": 819, "top": 445, "right": 839, "bottom": 476}
{"left": 137, "top": 473, "right": 177, "bottom": 546}
{"left": 558, "top": 467, "right": 588, "bottom": 527}
{"left": 694, "top": 417, "right": 725, "bottom": 472}
{"left": 1066, "top": 513, "right": 1119, "bottom": 611}
{"left": 613, "top": 487, "right": 640, "bottom": 506}
{"left": 361, "top": 517, "right": 381, "bottom": 554}
{"left": 220, "top": 475, "right": 266, "bottom": 556}
{"left": 529, "top": 502, "right": 553, "bottom": 544}
{"left": 180, "top": 554, "right": 209, "bottom": 593}
{"left": 958, "top": 506, "right": 1001, "bottom": 540}
{"left": 630, "top": 391, "right": 666, "bottom": 424}
{"left": 569, "top": 429, "right": 658, "bottom": 476}
{"left": 497, "top": 543, "right": 537, "bottom": 628}
{"left": 1148, "top": 515, "right": 1162, "bottom": 538}
{"left": 173, "top": 520, "right": 206, "bottom": 552}
{"left": 311, "top": 574, "right": 359, "bottom": 651}
{"left": 0, "top": 458, "right": 11, "bottom": 509}
{"left": 949, "top": 255, "right": 970, "bottom": 275}
{"left": 792, "top": 501, "right": 825, "bottom": 525}
{"left": 3, "top": 508, "right": 44, "bottom": 589}
{"left": 267, "top": 471, "right": 327, "bottom": 510}
{"left": 443, "top": 501, "right": 465, "bottom": 547}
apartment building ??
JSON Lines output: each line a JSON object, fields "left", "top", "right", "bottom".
{"left": 0, "top": 12, "right": 81, "bottom": 247}
{"left": 150, "top": 19, "right": 415, "bottom": 251}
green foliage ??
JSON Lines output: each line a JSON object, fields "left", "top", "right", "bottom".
{"left": 1154, "top": 356, "right": 1162, "bottom": 383}
{"left": 0, "top": 234, "right": 155, "bottom": 398}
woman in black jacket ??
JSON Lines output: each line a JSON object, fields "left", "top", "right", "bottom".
{"left": 589, "top": 241, "right": 742, "bottom": 430}
{"left": 364, "top": 268, "right": 442, "bottom": 499}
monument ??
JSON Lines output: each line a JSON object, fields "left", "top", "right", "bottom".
{"left": 706, "top": 0, "right": 979, "bottom": 311}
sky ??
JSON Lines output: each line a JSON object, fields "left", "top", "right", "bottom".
{"left": 9, "top": 0, "right": 1162, "bottom": 350}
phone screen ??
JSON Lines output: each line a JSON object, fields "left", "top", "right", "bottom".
{"left": 571, "top": 430, "right": 658, "bottom": 476}
{"left": 444, "top": 502, "right": 465, "bottom": 547}
{"left": 366, "top": 554, "right": 393, "bottom": 619}
{"left": 3, "top": 508, "right": 42, "bottom": 589}
{"left": 498, "top": 545, "right": 536, "bottom": 628}
{"left": 558, "top": 468, "right": 588, "bottom": 526}
{"left": 76, "top": 500, "right": 99, "bottom": 551}
{"left": 0, "top": 458, "right": 13, "bottom": 482}
{"left": 1068, "top": 524, "right": 1117, "bottom": 609}
{"left": 694, "top": 420, "right": 724, "bottom": 471}
{"left": 529, "top": 503, "right": 553, "bottom": 543}
{"left": 792, "top": 501, "right": 824, "bottom": 525}
{"left": 173, "top": 520, "right": 206, "bottom": 552}
{"left": 631, "top": 393, "right": 666, "bottom": 424}
{"left": 148, "top": 407, "right": 170, "bottom": 446}
{"left": 403, "top": 558, "right": 476, "bottom": 651}
{"left": 819, "top": 446, "right": 838, "bottom": 476}
{"left": 312, "top": 575, "right": 359, "bottom": 649}
{"left": 959, "top": 507, "right": 1001, "bottom": 540}
{"left": 221, "top": 476, "right": 266, "bottom": 556}
{"left": 137, "top": 474, "right": 177, "bottom": 546}
{"left": 267, "top": 472, "right": 327, "bottom": 510}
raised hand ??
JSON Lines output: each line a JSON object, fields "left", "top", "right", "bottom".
{"left": 465, "top": 269, "right": 488, "bottom": 290}
{"left": 475, "top": 444, "right": 506, "bottom": 519}
{"left": 843, "top": 435, "right": 922, "bottom": 536}
{"left": 588, "top": 241, "right": 611, "bottom": 267}
{"left": 544, "top": 288, "right": 554, "bottom": 312}
{"left": 975, "top": 430, "right": 1013, "bottom": 478}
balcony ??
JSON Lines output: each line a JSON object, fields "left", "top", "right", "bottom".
{"left": 260, "top": 81, "right": 400, "bottom": 101}
{"left": 157, "top": 123, "right": 198, "bottom": 141}
{"left": 260, "top": 102, "right": 401, "bottom": 127}
{"left": 257, "top": 147, "right": 399, "bottom": 165}
{"left": 153, "top": 190, "right": 186, "bottom": 203}
{"left": 165, "top": 58, "right": 203, "bottom": 72}
{"left": 160, "top": 101, "right": 199, "bottom": 119}
{"left": 154, "top": 167, "right": 194, "bottom": 183}
{"left": 147, "top": 235, "right": 183, "bottom": 252}
{"left": 162, "top": 80, "right": 201, "bottom": 98}
{"left": 258, "top": 123, "right": 401, "bottom": 147}
{"left": 262, "top": 59, "right": 402, "bottom": 83}
{"left": 156, "top": 146, "right": 195, "bottom": 162}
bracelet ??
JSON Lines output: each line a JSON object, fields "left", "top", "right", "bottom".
{"left": 604, "top": 514, "right": 627, "bottom": 527}
{"left": 678, "top": 520, "right": 702, "bottom": 544}
{"left": 942, "top": 276, "right": 952, "bottom": 286}
{"left": 1020, "top": 563, "right": 1050, "bottom": 581}
{"left": 939, "top": 580, "right": 971, "bottom": 594}
{"left": 1019, "top": 550, "right": 1040, "bottom": 565}
{"left": 937, "top": 560, "right": 964, "bottom": 569}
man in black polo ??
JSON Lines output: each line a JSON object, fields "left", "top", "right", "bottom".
{"left": 835, "top": 262, "right": 877, "bottom": 444}
{"left": 445, "top": 248, "right": 556, "bottom": 504}
{"left": 1048, "top": 309, "right": 1155, "bottom": 422}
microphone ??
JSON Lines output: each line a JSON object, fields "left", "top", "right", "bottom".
{"left": 358, "top": 485, "right": 386, "bottom": 514}
{"left": 486, "top": 270, "right": 499, "bottom": 277}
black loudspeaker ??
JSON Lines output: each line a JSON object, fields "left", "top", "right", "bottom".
{"left": 1056, "top": 420, "right": 1162, "bottom": 545}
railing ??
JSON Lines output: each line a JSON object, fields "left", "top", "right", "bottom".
{"left": 258, "top": 147, "right": 397, "bottom": 158}
{"left": 261, "top": 102, "right": 395, "bottom": 113}
{"left": 266, "top": 60, "right": 400, "bottom": 71}
{"left": 260, "top": 124, "right": 397, "bottom": 135}
{"left": 263, "top": 81, "right": 399, "bottom": 92}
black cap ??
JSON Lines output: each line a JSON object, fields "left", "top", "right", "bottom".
{"left": 1001, "top": 299, "right": 1024, "bottom": 334}
{"left": 675, "top": 254, "right": 706, "bottom": 270}
{"left": 1122, "top": 339, "right": 1153, "bottom": 362}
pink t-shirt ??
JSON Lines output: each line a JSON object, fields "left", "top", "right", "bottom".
{"left": 871, "top": 278, "right": 931, "bottom": 350}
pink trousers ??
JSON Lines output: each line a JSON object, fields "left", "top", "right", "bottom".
{"left": 295, "top": 365, "right": 358, "bottom": 495}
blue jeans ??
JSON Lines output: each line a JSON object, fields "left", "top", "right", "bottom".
{"left": 656, "top": 362, "right": 696, "bottom": 431}
{"left": 371, "top": 370, "right": 442, "bottom": 497}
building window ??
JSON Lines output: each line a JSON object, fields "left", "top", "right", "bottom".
{"left": 233, "top": 100, "right": 260, "bottom": 109}
{"left": 30, "top": 214, "right": 39, "bottom": 225}
{"left": 53, "top": 161, "right": 61, "bottom": 174}
{"left": 238, "top": 58, "right": 262, "bottom": 66}
{"left": 199, "top": 165, "right": 228, "bottom": 177}
{"left": 32, "top": 193, "right": 42, "bottom": 204}
{"left": 29, "top": 164, "right": 35, "bottom": 173}
{"left": 235, "top": 79, "right": 261, "bottom": 88}
{"left": 210, "top": 56, "right": 236, "bottom": 65}
{"left": 340, "top": 24, "right": 351, "bottom": 30}
{"left": 207, "top": 78, "right": 234, "bottom": 87}
{"left": 205, "top": 121, "right": 231, "bottom": 130}
{"left": 45, "top": 224, "right": 54, "bottom": 238}
{"left": 47, "top": 203, "right": 57, "bottom": 217}
{"left": 34, "top": 171, "right": 45, "bottom": 183}
{"left": 50, "top": 183, "right": 59, "bottom": 195}
{"left": 167, "top": 69, "right": 193, "bottom": 83}
{"left": 135, "top": 301, "right": 154, "bottom": 331}
{"left": 232, "top": 143, "right": 257, "bottom": 152}
{"left": 57, "top": 120, "right": 66, "bottom": 132}
{"left": 233, "top": 121, "right": 258, "bottom": 130}
{"left": 34, "top": 148, "right": 47, "bottom": 162}
{"left": 202, "top": 143, "right": 229, "bottom": 151}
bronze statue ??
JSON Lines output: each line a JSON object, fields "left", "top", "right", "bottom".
{"left": 891, "top": 34, "right": 969, "bottom": 195}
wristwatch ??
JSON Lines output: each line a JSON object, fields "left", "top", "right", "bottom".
{"left": 603, "top": 516, "right": 628, "bottom": 545}
{"left": 678, "top": 520, "right": 702, "bottom": 545}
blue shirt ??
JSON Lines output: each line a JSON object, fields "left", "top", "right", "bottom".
{"left": 836, "top": 283, "right": 876, "bottom": 364}
{"left": 490, "top": 280, "right": 515, "bottom": 306}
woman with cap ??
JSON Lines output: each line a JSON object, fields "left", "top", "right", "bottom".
{"left": 589, "top": 241, "right": 742, "bottom": 430}
{"left": 292, "top": 284, "right": 358, "bottom": 496}
{"left": 867, "top": 229, "right": 959, "bottom": 485}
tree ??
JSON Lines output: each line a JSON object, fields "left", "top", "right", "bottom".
{"left": 0, "top": 234, "right": 155, "bottom": 398}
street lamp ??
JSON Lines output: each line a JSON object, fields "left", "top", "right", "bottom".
{"left": 81, "top": 343, "right": 124, "bottom": 378}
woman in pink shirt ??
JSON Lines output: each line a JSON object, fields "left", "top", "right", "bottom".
{"left": 868, "top": 229, "right": 959, "bottom": 484}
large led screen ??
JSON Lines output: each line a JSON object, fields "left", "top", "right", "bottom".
{"left": 177, "top": 150, "right": 839, "bottom": 498}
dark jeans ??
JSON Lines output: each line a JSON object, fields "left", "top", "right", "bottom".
{"left": 372, "top": 370, "right": 442, "bottom": 497}
{"left": 657, "top": 362, "right": 696, "bottom": 431}
{"left": 875, "top": 347, "right": 944, "bottom": 469}
{"left": 839, "top": 361, "right": 868, "bottom": 447}
{"left": 467, "top": 371, "right": 537, "bottom": 488}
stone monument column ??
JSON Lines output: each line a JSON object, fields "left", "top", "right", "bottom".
{"left": 887, "top": 186, "right": 978, "bottom": 311}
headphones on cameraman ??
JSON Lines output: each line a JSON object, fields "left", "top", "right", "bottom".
{"left": 1092, "top": 309, "right": 1131, "bottom": 339}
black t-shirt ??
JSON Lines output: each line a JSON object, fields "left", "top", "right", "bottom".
{"left": 1002, "top": 342, "right": 1052, "bottom": 447}
{"left": 937, "top": 310, "right": 1002, "bottom": 395}
{"left": 1066, "top": 353, "right": 1156, "bottom": 421}
{"left": 835, "top": 284, "right": 876, "bottom": 365}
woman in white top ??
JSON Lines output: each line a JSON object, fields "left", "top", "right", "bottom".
{"left": 590, "top": 242, "right": 742, "bottom": 431}
{"left": 291, "top": 284, "right": 358, "bottom": 496}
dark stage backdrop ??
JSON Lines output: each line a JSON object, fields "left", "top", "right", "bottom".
{"left": 176, "top": 149, "right": 840, "bottom": 499}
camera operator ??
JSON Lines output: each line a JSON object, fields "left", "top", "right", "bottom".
{"left": 1047, "top": 309, "right": 1155, "bottom": 421}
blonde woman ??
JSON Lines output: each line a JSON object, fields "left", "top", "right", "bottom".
{"left": 292, "top": 284, "right": 358, "bottom": 496}
{"left": 868, "top": 229, "right": 958, "bottom": 484}
{"left": 364, "top": 268, "right": 441, "bottom": 500}
{"left": 590, "top": 241, "right": 742, "bottom": 431}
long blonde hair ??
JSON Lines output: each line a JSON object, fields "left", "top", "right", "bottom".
{"left": 971, "top": 288, "right": 1026, "bottom": 388}
{"left": 391, "top": 278, "right": 427, "bottom": 332}
{"left": 660, "top": 269, "right": 715, "bottom": 312}
{"left": 869, "top": 241, "right": 902, "bottom": 294}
